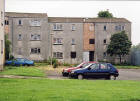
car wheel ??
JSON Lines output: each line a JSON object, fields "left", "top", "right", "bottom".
{"left": 78, "top": 74, "right": 83, "bottom": 80}
{"left": 110, "top": 75, "right": 116, "bottom": 80}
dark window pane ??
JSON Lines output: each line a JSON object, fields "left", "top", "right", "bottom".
{"left": 71, "top": 52, "right": 76, "bottom": 58}
{"left": 89, "top": 39, "right": 95, "bottom": 44}
{"left": 104, "top": 39, "right": 106, "bottom": 44}
{"left": 19, "top": 20, "right": 22, "bottom": 25}
{"left": 104, "top": 26, "right": 106, "bottom": 31}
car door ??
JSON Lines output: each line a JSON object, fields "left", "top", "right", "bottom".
{"left": 98, "top": 63, "right": 110, "bottom": 78}
{"left": 86, "top": 63, "right": 100, "bottom": 78}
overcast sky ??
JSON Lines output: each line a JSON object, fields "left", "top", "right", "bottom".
{"left": 5, "top": 0, "right": 140, "bottom": 45}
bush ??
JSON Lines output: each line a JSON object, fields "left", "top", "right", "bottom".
{"left": 63, "top": 63, "right": 71, "bottom": 67}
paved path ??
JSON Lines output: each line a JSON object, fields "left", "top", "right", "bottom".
{"left": 0, "top": 75, "right": 44, "bottom": 79}
{"left": 117, "top": 69, "right": 140, "bottom": 80}
{"left": 46, "top": 69, "right": 140, "bottom": 80}
{"left": 0, "top": 69, "right": 140, "bottom": 80}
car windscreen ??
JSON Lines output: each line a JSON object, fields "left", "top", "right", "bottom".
{"left": 81, "top": 63, "right": 91, "bottom": 68}
{"left": 76, "top": 62, "right": 84, "bottom": 68}
{"left": 84, "top": 64, "right": 93, "bottom": 69}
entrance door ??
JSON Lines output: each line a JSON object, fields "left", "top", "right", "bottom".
{"left": 89, "top": 51, "right": 94, "bottom": 61}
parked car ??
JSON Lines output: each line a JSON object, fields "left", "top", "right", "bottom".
{"left": 62, "top": 61, "right": 97, "bottom": 76}
{"left": 5, "top": 58, "right": 34, "bottom": 66}
{"left": 69, "top": 63, "right": 119, "bottom": 80}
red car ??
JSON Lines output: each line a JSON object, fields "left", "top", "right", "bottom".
{"left": 62, "top": 61, "right": 97, "bottom": 76}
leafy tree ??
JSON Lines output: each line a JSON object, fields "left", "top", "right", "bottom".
{"left": 107, "top": 31, "right": 132, "bottom": 63}
{"left": 98, "top": 10, "right": 113, "bottom": 18}
{"left": 5, "top": 34, "right": 11, "bottom": 60}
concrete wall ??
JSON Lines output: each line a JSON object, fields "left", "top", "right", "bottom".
{"left": 94, "top": 22, "right": 131, "bottom": 63}
{"left": 8, "top": 17, "right": 50, "bottom": 61}
{"left": 0, "top": 0, "right": 5, "bottom": 70}
{"left": 49, "top": 23, "right": 83, "bottom": 64}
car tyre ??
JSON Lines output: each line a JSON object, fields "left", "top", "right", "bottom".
{"left": 78, "top": 74, "right": 83, "bottom": 80}
{"left": 110, "top": 75, "right": 116, "bottom": 80}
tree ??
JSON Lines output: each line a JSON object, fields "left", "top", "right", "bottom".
{"left": 5, "top": 34, "right": 11, "bottom": 60}
{"left": 107, "top": 31, "right": 132, "bottom": 64}
{"left": 98, "top": 10, "right": 113, "bottom": 18}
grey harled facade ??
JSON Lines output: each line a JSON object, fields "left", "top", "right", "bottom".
{"left": 49, "top": 22, "right": 83, "bottom": 64}
{"left": 5, "top": 12, "right": 131, "bottom": 64}
{"left": 94, "top": 22, "right": 131, "bottom": 63}
{"left": 0, "top": 0, "right": 5, "bottom": 70}
{"left": 6, "top": 12, "right": 50, "bottom": 61}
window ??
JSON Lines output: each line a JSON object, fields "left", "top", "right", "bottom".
{"left": 104, "top": 39, "right": 106, "bottom": 44}
{"left": 18, "top": 34, "right": 22, "bottom": 40}
{"left": 71, "top": 52, "right": 76, "bottom": 58}
{"left": 115, "top": 26, "right": 118, "bottom": 30}
{"left": 72, "top": 39, "right": 75, "bottom": 45}
{"left": 31, "top": 34, "right": 41, "bottom": 40}
{"left": 53, "top": 38, "right": 63, "bottom": 44}
{"left": 5, "top": 20, "right": 9, "bottom": 25}
{"left": 89, "top": 39, "right": 95, "bottom": 44}
{"left": 53, "top": 24, "right": 63, "bottom": 30}
{"left": 53, "top": 52, "right": 63, "bottom": 59}
{"left": 72, "top": 24, "right": 76, "bottom": 31}
{"left": 118, "top": 25, "right": 121, "bottom": 30}
{"left": 90, "top": 63, "right": 99, "bottom": 69}
{"left": 1, "top": 40, "right": 3, "bottom": 54}
{"left": 104, "top": 25, "right": 106, "bottom": 31}
{"left": 18, "top": 48, "right": 22, "bottom": 55}
{"left": 100, "top": 63, "right": 108, "bottom": 69}
{"left": 103, "top": 52, "right": 107, "bottom": 58}
{"left": 115, "top": 25, "right": 125, "bottom": 31}
{"left": 122, "top": 26, "right": 124, "bottom": 30}
{"left": 1, "top": 11, "right": 4, "bottom": 26}
{"left": 31, "top": 48, "right": 41, "bottom": 54}
{"left": 30, "top": 20, "right": 41, "bottom": 26}
{"left": 18, "top": 20, "right": 22, "bottom": 25}
{"left": 89, "top": 25, "right": 94, "bottom": 31}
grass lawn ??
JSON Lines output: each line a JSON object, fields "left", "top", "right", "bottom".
{"left": 115, "top": 65, "right": 140, "bottom": 69}
{"left": 0, "top": 78, "right": 140, "bottom": 101}
{"left": 0, "top": 66, "right": 46, "bottom": 77}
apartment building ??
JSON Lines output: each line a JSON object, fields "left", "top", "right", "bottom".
{"left": 5, "top": 12, "right": 131, "bottom": 64}
{"left": 6, "top": 12, "right": 50, "bottom": 61}
{"left": 49, "top": 17, "right": 83, "bottom": 64}
{"left": 83, "top": 18, "right": 131, "bottom": 63}
{"left": 0, "top": 0, "right": 5, "bottom": 70}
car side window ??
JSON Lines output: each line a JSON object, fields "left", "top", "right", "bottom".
{"left": 100, "top": 63, "right": 108, "bottom": 69}
{"left": 90, "top": 64, "right": 99, "bottom": 70}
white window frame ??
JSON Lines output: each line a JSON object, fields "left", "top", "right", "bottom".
{"left": 18, "top": 34, "right": 22, "bottom": 40}
{"left": 53, "top": 24, "right": 63, "bottom": 31}
{"left": 31, "top": 34, "right": 41, "bottom": 41}
{"left": 53, "top": 38, "right": 63, "bottom": 45}
{"left": 18, "top": 19, "right": 22, "bottom": 26}
{"left": 30, "top": 48, "right": 41, "bottom": 54}
{"left": 53, "top": 52, "right": 63, "bottom": 59}
{"left": 30, "top": 20, "right": 41, "bottom": 27}
{"left": 1, "top": 40, "right": 3, "bottom": 54}
{"left": 72, "top": 24, "right": 76, "bottom": 31}
{"left": 72, "top": 38, "right": 75, "bottom": 45}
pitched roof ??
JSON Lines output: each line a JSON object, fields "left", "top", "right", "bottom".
{"left": 5, "top": 12, "right": 130, "bottom": 23}
{"left": 5, "top": 12, "right": 47, "bottom": 18}
{"left": 48, "top": 17, "right": 131, "bottom": 23}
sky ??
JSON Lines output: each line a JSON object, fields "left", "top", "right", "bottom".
{"left": 5, "top": 0, "right": 140, "bottom": 45}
